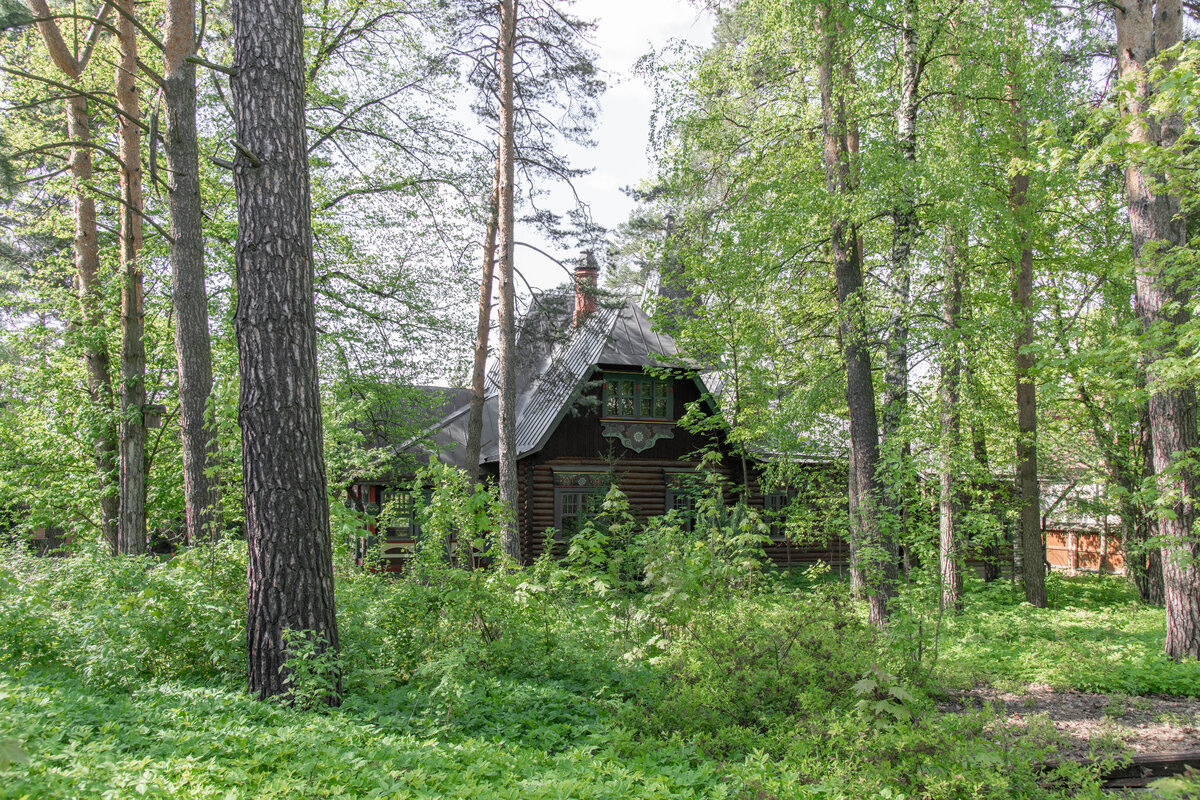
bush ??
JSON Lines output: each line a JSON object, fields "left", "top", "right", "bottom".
{"left": 0, "top": 539, "right": 247, "bottom": 687}
{"left": 629, "top": 573, "right": 877, "bottom": 757}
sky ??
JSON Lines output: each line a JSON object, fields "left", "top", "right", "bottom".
{"left": 515, "top": 0, "right": 713, "bottom": 291}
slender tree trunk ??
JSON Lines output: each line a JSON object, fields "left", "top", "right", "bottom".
{"left": 847, "top": 440, "right": 865, "bottom": 596}
{"left": 164, "top": 0, "right": 219, "bottom": 546}
{"left": 882, "top": 0, "right": 920, "bottom": 557}
{"left": 819, "top": 1, "right": 893, "bottom": 627}
{"left": 232, "top": 0, "right": 340, "bottom": 700}
{"left": 70, "top": 93, "right": 120, "bottom": 552}
{"left": 1006, "top": 31, "right": 1045, "bottom": 608}
{"left": 465, "top": 159, "right": 501, "bottom": 481}
{"left": 939, "top": 230, "right": 963, "bottom": 612}
{"left": 28, "top": 1, "right": 119, "bottom": 551}
{"left": 1137, "top": 402, "right": 1166, "bottom": 604}
{"left": 115, "top": 0, "right": 147, "bottom": 556}
{"left": 1116, "top": 0, "right": 1199, "bottom": 659}
{"left": 964, "top": 351, "right": 1003, "bottom": 582}
{"left": 495, "top": 0, "right": 520, "bottom": 561}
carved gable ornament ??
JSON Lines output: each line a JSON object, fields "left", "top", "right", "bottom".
{"left": 601, "top": 420, "right": 675, "bottom": 453}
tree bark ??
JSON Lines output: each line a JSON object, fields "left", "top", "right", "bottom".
{"left": 495, "top": 0, "right": 520, "bottom": 561}
{"left": 1006, "top": 29, "right": 1045, "bottom": 608}
{"left": 881, "top": 0, "right": 920, "bottom": 553}
{"left": 1116, "top": 0, "right": 1199, "bottom": 659}
{"left": 28, "top": 0, "right": 120, "bottom": 551}
{"left": 231, "top": 0, "right": 341, "bottom": 699}
{"left": 164, "top": 0, "right": 220, "bottom": 545}
{"left": 819, "top": 1, "right": 893, "bottom": 627}
{"left": 847, "top": 440, "right": 865, "bottom": 596}
{"left": 939, "top": 229, "right": 963, "bottom": 612}
{"left": 115, "top": 0, "right": 147, "bottom": 556}
{"left": 465, "top": 159, "right": 501, "bottom": 481}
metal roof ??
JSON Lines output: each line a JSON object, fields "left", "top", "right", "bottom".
{"left": 413, "top": 297, "right": 691, "bottom": 467}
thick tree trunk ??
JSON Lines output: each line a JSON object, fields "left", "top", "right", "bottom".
{"left": 465, "top": 160, "right": 501, "bottom": 481}
{"left": 495, "top": 0, "right": 520, "bottom": 561}
{"left": 819, "top": 1, "right": 893, "bottom": 627}
{"left": 29, "top": 1, "right": 120, "bottom": 551}
{"left": 1006, "top": 34, "right": 1045, "bottom": 608}
{"left": 939, "top": 230, "right": 963, "bottom": 612}
{"left": 231, "top": 0, "right": 341, "bottom": 700}
{"left": 164, "top": 0, "right": 220, "bottom": 546}
{"left": 1117, "top": 0, "right": 1199, "bottom": 658}
{"left": 115, "top": 0, "right": 147, "bottom": 556}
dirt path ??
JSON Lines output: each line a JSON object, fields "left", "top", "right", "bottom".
{"left": 939, "top": 684, "right": 1200, "bottom": 761}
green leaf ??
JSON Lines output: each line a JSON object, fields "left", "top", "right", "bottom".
{"left": 0, "top": 738, "right": 27, "bottom": 768}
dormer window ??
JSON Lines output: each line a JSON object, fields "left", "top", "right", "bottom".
{"left": 602, "top": 373, "right": 673, "bottom": 420}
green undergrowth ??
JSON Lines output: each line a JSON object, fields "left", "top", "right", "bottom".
{"left": 0, "top": 512, "right": 1188, "bottom": 799}
{"left": 926, "top": 574, "right": 1200, "bottom": 696}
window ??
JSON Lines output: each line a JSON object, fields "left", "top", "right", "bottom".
{"left": 602, "top": 373, "right": 673, "bottom": 420}
{"left": 664, "top": 487, "right": 697, "bottom": 532}
{"left": 554, "top": 488, "right": 602, "bottom": 543}
{"left": 764, "top": 491, "right": 793, "bottom": 541}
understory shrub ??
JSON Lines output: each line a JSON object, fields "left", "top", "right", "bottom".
{"left": 629, "top": 573, "right": 878, "bottom": 757}
{"left": 0, "top": 539, "right": 247, "bottom": 686}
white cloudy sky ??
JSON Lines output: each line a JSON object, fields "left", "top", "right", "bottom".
{"left": 516, "top": 0, "right": 713, "bottom": 290}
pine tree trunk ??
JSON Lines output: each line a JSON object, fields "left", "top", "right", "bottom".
{"left": 495, "top": 0, "right": 520, "bottom": 561}
{"left": 69, "top": 94, "right": 120, "bottom": 552}
{"left": 231, "top": 0, "right": 341, "bottom": 700}
{"left": 29, "top": 1, "right": 120, "bottom": 551}
{"left": 1117, "top": 0, "right": 1199, "bottom": 658}
{"left": 939, "top": 230, "right": 963, "bottom": 612}
{"left": 465, "top": 160, "right": 501, "bottom": 481}
{"left": 819, "top": 1, "right": 893, "bottom": 626}
{"left": 164, "top": 0, "right": 220, "bottom": 546}
{"left": 1006, "top": 31, "right": 1045, "bottom": 608}
{"left": 115, "top": 0, "right": 147, "bottom": 556}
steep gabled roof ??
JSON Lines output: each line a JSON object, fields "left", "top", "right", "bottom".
{"left": 414, "top": 296, "right": 691, "bottom": 468}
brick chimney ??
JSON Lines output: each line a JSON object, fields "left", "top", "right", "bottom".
{"left": 573, "top": 250, "right": 599, "bottom": 326}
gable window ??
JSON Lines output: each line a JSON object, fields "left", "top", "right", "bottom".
{"left": 602, "top": 374, "right": 673, "bottom": 420}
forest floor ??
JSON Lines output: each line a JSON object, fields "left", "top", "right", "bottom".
{"left": 939, "top": 683, "right": 1200, "bottom": 761}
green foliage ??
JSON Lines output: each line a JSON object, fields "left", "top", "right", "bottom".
{"left": 565, "top": 483, "right": 642, "bottom": 591}
{"left": 850, "top": 665, "right": 917, "bottom": 732}
{"left": 0, "top": 541, "right": 247, "bottom": 687}
{"left": 1149, "top": 773, "right": 1200, "bottom": 800}
{"left": 279, "top": 629, "right": 342, "bottom": 711}
{"left": 629, "top": 581, "right": 876, "bottom": 757}
{"left": 932, "top": 575, "right": 1200, "bottom": 696}
{"left": 0, "top": 548, "right": 1168, "bottom": 799}
{"left": 639, "top": 467, "right": 773, "bottom": 622}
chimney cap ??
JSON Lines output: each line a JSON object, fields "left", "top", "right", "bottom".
{"left": 575, "top": 249, "right": 599, "bottom": 274}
